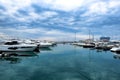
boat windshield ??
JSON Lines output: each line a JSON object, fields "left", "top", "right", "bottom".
{"left": 4, "top": 41, "right": 19, "bottom": 45}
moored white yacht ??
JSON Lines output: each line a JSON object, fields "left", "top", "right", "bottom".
{"left": 35, "top": 41, "right": 53, "bottom": 48}
{"left": 0, "top": 41, "right": 38, "bottom": 52}
{"left": 110, "top": 46, "right": 120, "bottom": 52}
{"left": 77, "top": 42, "right": 86, "bottom": 46}
{"left": 39, "top": 42, "right": 53, "bottom": 48}
{"left": 82, "top": 43, "right": 95, "bottom": 48}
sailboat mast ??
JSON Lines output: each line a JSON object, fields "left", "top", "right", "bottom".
{"left": 75, "top": 32, "right": 76, "bottom": 42}
{"left": 89, "top": 30, "right": 91, "bottom": 40}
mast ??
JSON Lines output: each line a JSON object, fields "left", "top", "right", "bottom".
{"left": 75, "top": 32, "right": 76, "bottom": 42}
{"left": 89, "top": 30, "right": 90, "bottom": 40}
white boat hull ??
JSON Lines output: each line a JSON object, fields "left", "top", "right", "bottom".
{"left": 0, "top": 44, "right": 37, "bottom": 52}
{"left": 36, "top": 42, "right": 53, "bottom": 48}
{"left": 110, "top": 47, "right": 120, "bottom": 52}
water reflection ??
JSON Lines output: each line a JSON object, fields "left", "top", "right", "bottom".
{"left": 113, "top": 53, "right": 120, "bottom": 59}
{"left": 0, "top": 52, "right": 38, "bottom": 64}
{"left": 0, "top": 44, "right": 120, "bottom": 80}
{"left": 0, "top": 57, "right": 21, "bottom": 64}
{"left": 40, "top": 47, "right": 52, "bottom": 51}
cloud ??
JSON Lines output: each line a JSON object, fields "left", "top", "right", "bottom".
{"left": 0, "top": 0, "right": 120, "bottom": 40}
{"left": 33, "top": 0, "right": 84, "bottom": 12}
{"left": 15, "top": 11, "right": 58, "bottom": 22}
{"left": 0, "top": 32, "right": 11, "bottom": 40}
{"left": 0, "top": 0, "right": 32, "bottom": 23}
{"left": 82, "top": 0, "right": 120, "bottom": 16}
{"left": 0, "top": 26, "right": 101, "bottom": 41}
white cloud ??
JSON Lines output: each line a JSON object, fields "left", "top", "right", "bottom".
{"left": 1, "top": 0, "right": 120, "bottom": 21}
{"left": 1, "top": 27, "right": 45, "bottom": 34}
{"left": 0, "top": 26, "right": 101, "bottom": 41}
{"left": 41, "top": 11, "right": 58, "bottom": 17}
{"left": 9, "top": 10, "right": 58, "bottom": 22}
{"left": 82, "top": 0, "right": 120, "bottom": 16}
{"left": 1, "top": 0, "right": 120, "bottom": 15}
{"left": 89, "top": 2, "right": 108, "bottom": 14}
{"left": 51, "top": 0, "right": 84, "bottom": 11}
{"left": 109, "top": 0, "right": 120, "bottom": 8}
{"left": 0, "top": 0, "right": 120, "bottom": 40}
{"left": 0, "top": 32, "right": 10, "bottom": 39}
{"left": 34, "top": 0, "right": 84, "bottom": 12}
{"left": 0, "top": 0, "right": 32, "bottom": 15}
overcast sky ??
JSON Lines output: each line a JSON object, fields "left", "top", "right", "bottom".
{"left": 0, "top": 0, "right": 120, "bottom": 41}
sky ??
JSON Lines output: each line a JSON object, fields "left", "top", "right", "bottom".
{"left": 0, "top": 0, "right": 120, "bottom": 41}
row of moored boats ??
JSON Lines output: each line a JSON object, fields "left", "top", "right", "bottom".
{"left": 0, "top": 39, "right": 56, "bottom": 52}
{"left": 72, "top": 41, "right": 120, "bottom": 53}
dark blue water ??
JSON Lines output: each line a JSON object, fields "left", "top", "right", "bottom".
{"left": 0, "top": 44, "right": 120, "bottom": 80}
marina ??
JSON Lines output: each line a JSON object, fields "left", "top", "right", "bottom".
{"left": 0, "top": 44, "right": 120, "bottom": 80}
{"left": 0, "top": 0, "right": 120, "bottom": 80}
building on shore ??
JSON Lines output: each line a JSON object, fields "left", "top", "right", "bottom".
{"left": 100, "top": 37, "right": 110, "bottom": 42}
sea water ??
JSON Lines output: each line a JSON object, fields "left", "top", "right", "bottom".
{"left": 0, "top": 44, "right": 120, "bottom": 80}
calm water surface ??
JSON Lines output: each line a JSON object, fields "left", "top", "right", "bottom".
{"left": 0, "top": 44, "right": 120, "bottom": 80}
